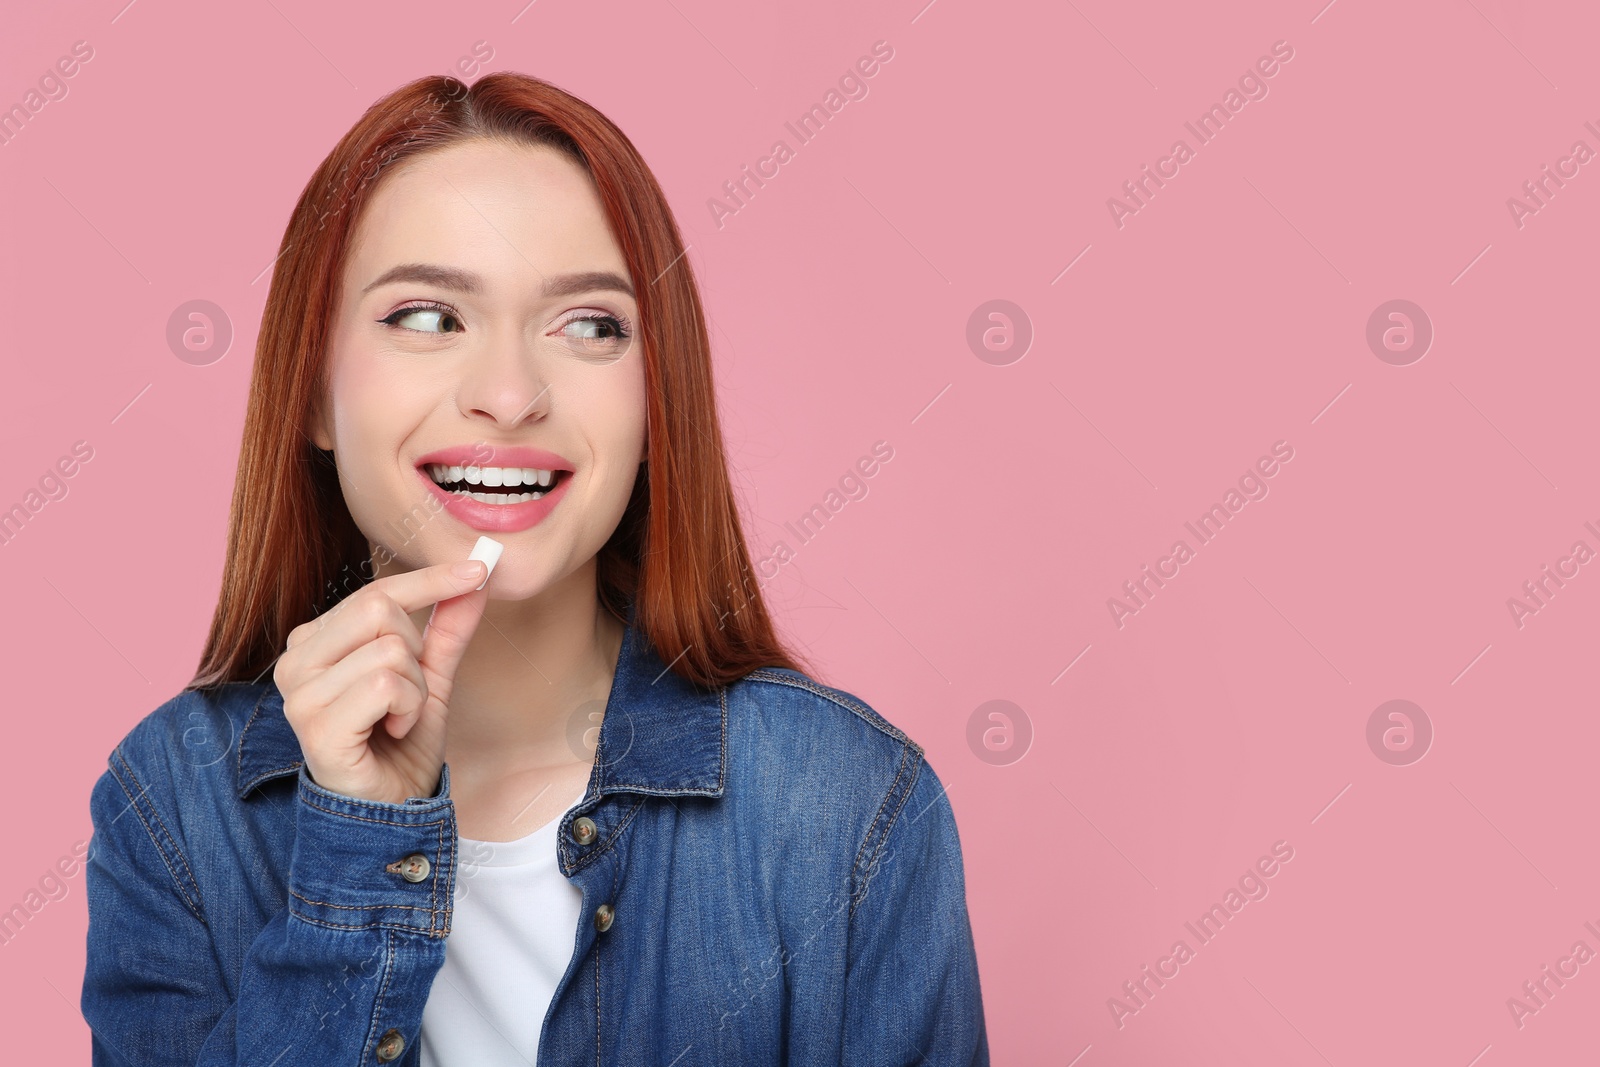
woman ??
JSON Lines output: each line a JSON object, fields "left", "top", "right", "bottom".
{"left": 80, "top": 71, "right": 987, "bottom": 1066}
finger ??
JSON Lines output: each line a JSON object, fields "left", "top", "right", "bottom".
{"left": 294, "top": 633, "right": 427, "bottom": 715}
{"left": 315, "top": 668, "right": 426, "bottom": 753}
{"left": 290, "top": 587, "right": 427, "bottom": 674}
{"left": 417, "top": 584, "right": 489, "bottom": 708}
{"left": 366, "top": 559, "right": 488, "bottom": 616}
{"left": 286, "top": 620, "right": 316, "bottom": 651}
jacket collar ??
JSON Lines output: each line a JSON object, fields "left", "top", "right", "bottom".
{"left": 235, "top": 594, "right": 727, "bottom": 801}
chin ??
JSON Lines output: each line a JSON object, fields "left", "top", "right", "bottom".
{"left": 479, "top": 569, "right": 554, "bottom": 602}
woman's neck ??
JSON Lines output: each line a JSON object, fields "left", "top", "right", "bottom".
{"left": 421, "top": 562, "right": 625, "bottom": 777}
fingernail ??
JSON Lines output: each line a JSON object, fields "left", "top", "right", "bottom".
{"left": 452, "top": 561, "right": 486, "bottom": 582}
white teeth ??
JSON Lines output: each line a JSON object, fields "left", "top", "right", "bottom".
{"left": 424, "top": 463, "right": 563, "bottom": 492}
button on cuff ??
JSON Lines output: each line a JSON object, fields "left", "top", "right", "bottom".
{"left": 388, "top": 853, "right": 431, "bottom": 882}
{"left": 290, "top": 765, "right": 455, "bottom": 937}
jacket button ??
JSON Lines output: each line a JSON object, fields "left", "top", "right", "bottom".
{"left": 375, "top": 1028, "right": 405, "bottom": 1061}
{"left": 389, "top": 853, "right": 431, "bottom": 883}
{"left": 570, "top": 816, "right": 597, "bottom": 845}
{"left": 594, "top": 902, "right": 614, "bottom": 932}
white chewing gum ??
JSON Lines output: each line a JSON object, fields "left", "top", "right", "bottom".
{"left": 467, "top": 535, "right": 504, "bottom": 591}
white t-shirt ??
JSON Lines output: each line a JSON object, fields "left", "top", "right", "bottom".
{"left": 419, "top": 787, "right": 587, "bottom": 1066}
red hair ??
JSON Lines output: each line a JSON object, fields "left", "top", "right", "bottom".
{"left": 190, "top": 72, "right": 811, "bottom": 691}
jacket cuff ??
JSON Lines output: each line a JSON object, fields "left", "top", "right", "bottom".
{"left": 288, "top": 763, "right": 457, "bottom": 938}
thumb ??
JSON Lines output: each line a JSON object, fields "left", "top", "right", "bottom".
{"left": 418, "top": 576, "right": 489, "bottom": 709}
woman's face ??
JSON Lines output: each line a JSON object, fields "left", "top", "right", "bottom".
{"left": 312, "top": 137, "right": 647, "bottom": 598}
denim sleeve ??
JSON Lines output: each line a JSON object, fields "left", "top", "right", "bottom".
{"left": 82, "top": 745, "right": 456, "bottom": 1066}
{"left": 841, "top": 751, "right": 990, "bottom": 1066}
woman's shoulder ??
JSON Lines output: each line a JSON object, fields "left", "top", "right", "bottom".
{"left": 101, "top": 681, "right": 274, "bottom": 768}
{"left": 722, "top": 665, "right": 951, "bottom": 827}
{"left": 92, "top": 681, "right": 281, "bottom": 820}
{"left": 731, "top": 666, "right": 918, "bottom": 750}
{"left": 86, "top": 683, "right": 286, "bottom": 922}
{"left": 717, "top": 666, "right": 968, "bottom": 918}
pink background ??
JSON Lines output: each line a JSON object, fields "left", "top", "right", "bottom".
{"left": 2, "top": 0, "right": 1596, "bottom": 1062}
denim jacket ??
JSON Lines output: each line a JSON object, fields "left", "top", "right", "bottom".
{"left": 80, "top": 597, "right": 989, "bottom": 1065}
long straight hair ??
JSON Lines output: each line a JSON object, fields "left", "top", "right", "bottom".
{"left": 190, "top": 71, "right": 811, "bottom": 692}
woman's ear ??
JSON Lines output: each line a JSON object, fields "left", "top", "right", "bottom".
{"left": 308, "top": 392, "right": 334, "bottom": 451}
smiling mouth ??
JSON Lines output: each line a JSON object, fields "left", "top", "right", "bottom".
{"left": 423, "top": 463, "right": 571, "bottom": 505}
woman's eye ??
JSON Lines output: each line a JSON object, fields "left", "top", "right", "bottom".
{"left": 380, "top": 305, "right": 461, "bottom": 334}
{"left": 559, "top": 312, "right": 632, "bottom": 348}
{"left": 560, "top": 310, "right": 633, "bottom": 356}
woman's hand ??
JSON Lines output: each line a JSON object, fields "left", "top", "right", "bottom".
{"left": 273, "top": 559, "right": 489, "bottom": 805}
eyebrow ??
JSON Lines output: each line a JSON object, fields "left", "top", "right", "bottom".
{"left": 362, "top": 263, "right": 635, "bottom": 300}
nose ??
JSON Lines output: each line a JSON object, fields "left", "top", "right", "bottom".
{"left": 455, "top": 331, "right": 550, "bottom": 428}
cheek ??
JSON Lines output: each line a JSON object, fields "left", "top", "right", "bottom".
{"left": 617, "top": 358, "right": 650, "bottom": 457}
{"left": 322, "top": 344, "right": 442, "bottom": 538}
{"left": 326, "top": 346, "right": 434, "bottom": 452}
{"left": 566, "top": 359, "right": 649, "bottom": 461}
{"left": 563, "top": 367, "right": 648, "bottom": 525}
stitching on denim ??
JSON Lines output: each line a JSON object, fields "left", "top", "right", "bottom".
{"left": 287, "top": 890, "right": 434, "bottom": 912}
{"left": 234, "top": 689, "right": 264, "bottom": 793}
{"left": 244, "top": 761, "right": 303, "bottom": 793}
{"left": 847, "top": 741, "right": 906, "bottom": 915}
{"left": 587, "top": 684, "right": 729, "bottom": 798}
{"left": 363, "top": 928, "right": 396, "bottom": 1058}
{"left": 849, "top": 740, "right": 923, "bottom": 922}
{"left": 601, "top": 784, "right": 720, "bottom": 795}
{"left": 110, "top": 753, "right": 200, "bottom": 922}
{"left": 300, "top": 794, "right": 450, "bottom": 829}
{"left": 744, "top": 669, "right": 917, "bottom": 749}
{"left": 864, "top": 753, "right": 923, "bottom": 921}
{"left": 298, "top": 794, "right": 451, "bottom": 935}
{"left": 853, "top": 740, "right": 910, "bottom": 881}
{"left": 235, "top": 687, "right": 292, "bottom": 799}
{"left": 432, "top": 802, "right": 447, "bottom": 935}
{"left": 111, "top": 747, "right": 207, "bottom": 924}
{"left": 288, "top": 908, "right": 435, "bottom": 935}
{"left": 743, "top": 669, "right": 932, "bottom": 919}
{"left": 298, "top": 773, "right": 455, "bottom": 931}
{"left": 603, "top": 684, "right": 727, "bottom": 796}
{"left": 119, "top": 749, "right": 205, "bottom": 908}
{"left": 718, "top": 685, "right": 729, "bottom": 792}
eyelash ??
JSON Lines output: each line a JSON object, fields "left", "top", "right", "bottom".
{"left": 378, "top": 302, "right": 634, "bottom": 340}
